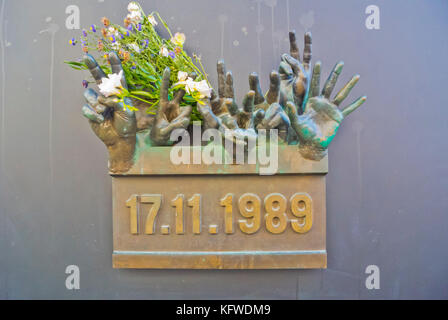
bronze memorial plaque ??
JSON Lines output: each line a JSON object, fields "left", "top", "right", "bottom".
{"left": 69, "top": 2, "right": 367, "bottom": 269}
{"left": 111, "top": 146, "right": 327, "bottom": 269}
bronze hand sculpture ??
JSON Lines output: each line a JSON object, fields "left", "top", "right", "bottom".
{"left": 82, "top": 53, "right": 192, "bottom": 172}
{"left": 80, "top": 31, "right": 366, "bottom": 172}
{"left": 286, "top": 61, "right": 366, "bottom": 160}
{"left": 199, "top": 60, "right": 291, "bottom": 146}
{"left": 82, "top": 52, "right": 137, "bottom": 173}
{"left": 248, "top": 71, "right": 290, "bottom": 141}
{"left": 279, "top": 31, "right": 312, "bottom": 112}
{"left": 149, "top": 67, "right": 192, "bottom": 146}
{"left": 199, "top": 60, "right": 258, "bottom": 147}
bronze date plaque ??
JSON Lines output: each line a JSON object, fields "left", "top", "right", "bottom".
{"left": 111, "top": 145, "right": 327, "bottom": 269}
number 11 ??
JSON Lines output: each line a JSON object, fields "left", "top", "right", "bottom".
{"left": 188, "top": 194, "right": 201, "bottom": 234}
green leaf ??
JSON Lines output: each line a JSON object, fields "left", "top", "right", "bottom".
{"left": 130, "top": 90, "right": 156, "bottom": 98}
{"left": 64, "top": 61, "right": 88, "bottom": 70}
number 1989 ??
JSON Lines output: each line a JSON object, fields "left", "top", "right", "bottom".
{"left": 126, "top": 192, "right": 313, "bottom": 235}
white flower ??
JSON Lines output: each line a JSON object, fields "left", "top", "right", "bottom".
{"left": 176, "top": 77, "right": 211, "bottom": 99}
{"left": 128, "top": 43, "right": 141, "bottom": 53}
{"left": 175, "top": 77, "right": 192, "bottom": 89}
{"left": 171, "top": 32, "right": 186, "bottom": 47}
{"left": 127, "top": 2, "right": 140, "bottom": 12}
{"left": 184, "top": 79, "right": 196, "bottom": 96}
{"left": 98, "top": 71, "right": 124, "bottom": 97}
{"left": 127, "top": 10, "right": 143, "bottom": 23}
{"left": 147, "top": 15, "right": 158, "bottom": 26}
{"left": 111, "top": 42, "right": 120, "bottom": 50}
{"left": 103, "top": 26, "right": 119, "bottom": 38}
{"left": 126, "top": 2, "right": 143, "bottom": 23}
{"left": 159, "top": 46, "right": 169, "bottom": 57}
{"left": 177, "top": 71, "right": 189, "bottom": 82}
{"left": 191, "top": 80, "right": 211, "bottom": 98}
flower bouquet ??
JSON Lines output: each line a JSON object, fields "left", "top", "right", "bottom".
{"left": 66, "top": 1, "right": 210, "bottom": 121}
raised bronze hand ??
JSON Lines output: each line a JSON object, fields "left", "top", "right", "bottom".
{"left": 248, "top": 71, "right": 290, "bottom": 141}
{"left": 286, "top": 61, "right": 367, "bottom": 161}
{"left": 279, "top": 31, "right": 312, "bottom": 112}
{"left": 207, "top": 60, "right": 240, "bottom": 130}
{"left": 199, "top": 60, "right": 290, "bottom": 146}
{"left": 149, "top": 67, "right": 192, "bottom": 146}
{"left": 82, "top": 52, "right": 137, "bottom": 173}
{"left": 198, "top": 60, "right": 257, "bottom": 150}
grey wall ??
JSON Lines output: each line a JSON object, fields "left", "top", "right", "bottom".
{"left": 0, "top": 0, "right": 447, "bottom": 299}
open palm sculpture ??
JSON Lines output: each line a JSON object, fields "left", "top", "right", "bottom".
{"left": 81, "top": 31, "right": 366, "bottom": 173}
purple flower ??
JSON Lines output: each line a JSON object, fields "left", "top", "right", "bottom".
{"left": 141, "top": 39, "right": 149, "bottom": 48}
{"left": 90, "top": 24, "right": 96, "bottom": 32}
{"left": 82, "top": 80, "right": 89, "bottom": 88}
{"left": 168, "top": 51, "right": 175, "bottom": 59}
{"left": 131, "top": 64, "right": 137, "bottom": 70}
{"left": 120, "top": 30, "right": 130, "bottom": 39}
{"left": 109, "top": 35, "right": 116, "bottom": 43}
{"left": 69, "top": 38, "right": 76, "bottom": 46}
{"left": 82, "top": 29, "right": 87, "bottom": 37}
{"left": 127, "top": 24, "right": 133, "bottom": 31}
{"left": 137, "top": 23, "right": 142, "bottom": 31}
